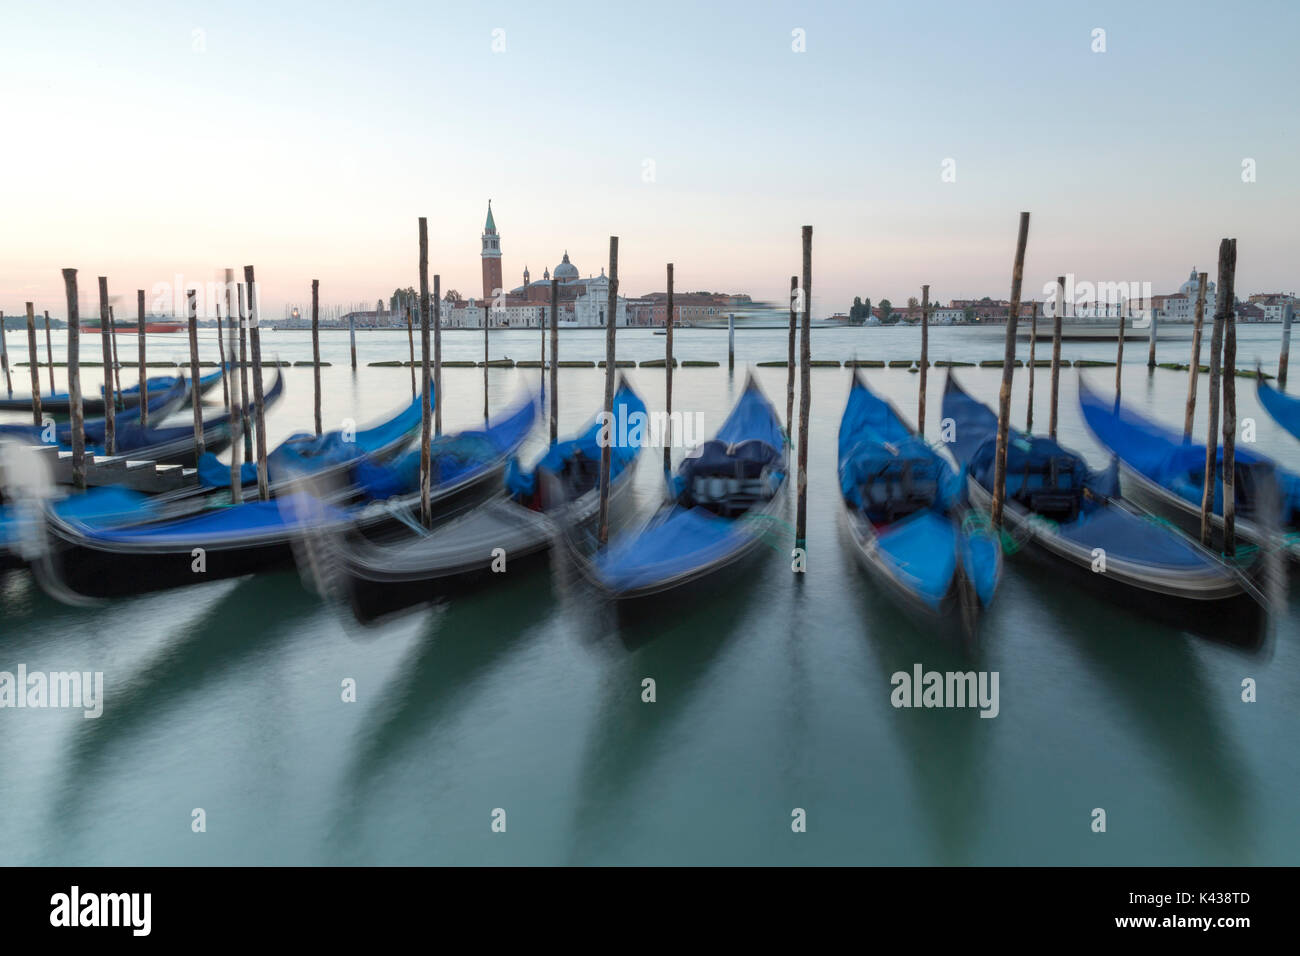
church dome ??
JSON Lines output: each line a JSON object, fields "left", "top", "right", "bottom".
{"left": 553, "top": 251, "right": 579, "bottom": 281}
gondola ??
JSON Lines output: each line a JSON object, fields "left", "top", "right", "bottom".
{"left": 193, "top": 379, "right": 420, "bottom": 498}
{"left": 100, "top": 366, "right": 285, "bottom": 469}
{"left": 943, "top": 374, "right": 1266, "bottom": 646}
{"left": 37, "top": 388, "right": 538, "bottom": 599}
{"left": 1256, "top": 375, "right": 1300, "bottom": 445}
{"left": 1, "top": 486, "right": 164, "bottom": 573}
{"left": 35, "top": 491, "right": 352, "bottom": 598}
{"left": 346, "top": 388, "right": 541, "bottom": 542}
{"left": 838, "top": 371, "right": 1000, "bottom": 646}
{"left": 1078, "top": 375, "right": 1300, "bottom": 563}
{"left": 0, "top": 366, "right": 222, "bottom": 416}
{"left": 0, "top": 374, "right": 190, "bottom": 446}
{"left": 577, "top": 373, "right": 787, "bottom": 607}
{"left": 338, "top": 378, "right": 645, "bottom": 624}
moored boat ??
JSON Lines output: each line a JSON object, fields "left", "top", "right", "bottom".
{"left": 944, "top": 374, "right": 1266, "bottom": 647}
{"left": 1078, "top": 375, "right": 1300, "bottom": 563}
{"left": 577, "top": 373, "right": 788, "bottom": 607}
{"left": 338, "top": 378, "right": 645, "bottom": 623}
{"left": 838, "top": 371, "right": 1000, "bottom": 646}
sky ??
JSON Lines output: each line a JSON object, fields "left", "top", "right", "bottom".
{"left": 1, "top": 0, "right": 1297, "bottom": 319}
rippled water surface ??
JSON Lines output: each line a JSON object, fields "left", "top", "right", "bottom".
{"left": 1, "top": 324, "right": 1296, "bottom": 864}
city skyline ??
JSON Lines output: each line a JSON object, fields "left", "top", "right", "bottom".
{"left": 3, "top": 1, "right": 1297, "bottom": 318}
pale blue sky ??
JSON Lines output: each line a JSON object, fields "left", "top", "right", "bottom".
{"left": 2, "top": 0, "right": 1296, "bottom": 316}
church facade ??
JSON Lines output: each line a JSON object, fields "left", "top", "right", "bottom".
{"left": 446, "top": 202, "right": 628, "bottom": 329}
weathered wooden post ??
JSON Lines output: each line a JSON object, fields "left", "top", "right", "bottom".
{"left": 1218, "top": 239, "right": 1238, "bottom": 556}
{"left": 918, "top": 284, "right": 930, "bottom": 436}
{"left": 215, "top": 299, "right": 230, "bottom": 410}
{"left": 406, "top": 295, "right": 416, "bottom": 399}
{"left": 1279, "top": 299, "right": 1294, "bottom": 390}
{"left": 482, "top": 302, "right": 490, "bottom": 424}
{"left": 136, "top": 290, "right": 149, "bottom": 427}
{"left": 1049, "top": 276, "right": 1064, "bottom": 439}
{"left": 596, "top": 236, "right": 619, "bottom": 548}
{"left": 108, "top": 306, "right": 123, "bottom": 403}
{"left": 1025, "top": 299, "right": 1037, "bottom": 432}
{"left": 549, "top": 277, "right": 558, "bottom": 445}
{"left": 24, "top": 303, "right": 41, "bottom": 426}
{"left": 224, "top": 270, "right": 243, "bottom": 503}
{"left": 44, "top": 310, "right": 55, "bottom": 394}
{"left": 0, "top": 310, "right": 11, "bottom": 397}
{"left": 312, "top": 279, "right": 322, "bottom": 436}
{"left": 186, "top": 288, "right": 204, "bottom": 460}
{"left": 1200, "top": 242, "right": 1230, "bottom": 548}
{"left": 796, "top": 226, "right": 812, "bottom": 552}
{"left": 237, "top": 283, "right": 252, "bottom": 461}
{"left": 349, "top": 310, "right": 357, "bottom": 371}
{"left": 98, "top": 278, "right": 116, "bottom": 455}
{"left": 1183, "top": 272, "right": 1208, "bottom": 440}
{"left": 787, "top": 275, "right": 797, "bottom": 435}
{"left": 664, "top": 263, "right": 674, "bottom": 472}
{"left": 1147, "top": 297, "right": 1159, "bottom": 369}
{"left": 245, "top": 266, "right": 269, "bottom": 500}
{"left": 433, "top": 276, "right": 442, "bottom": 436}
{"left": 62, "top": 270, "right": 86, "bottom": 489}
{"left": 1114, "top": 299, "right": 1126, "bottom": 404}
{"left": 728, "top": 311, "right": 735, "bottom": 371}
{"left": 418, "top": 217, "right": 432, "bottom": 526}
{"left": 0, "top": 310, "right": 10, "bottom": 395}
{"left": 990, "top": 212, "right": 1031, "bottom": 530}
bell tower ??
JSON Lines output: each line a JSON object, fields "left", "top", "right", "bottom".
{"left": 481, "top": 200, "right": 503, "bottom": 303}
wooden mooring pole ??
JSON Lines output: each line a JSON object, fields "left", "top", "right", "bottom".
{"left": 990, "top": 212, "right": 1031, "bottom": 531}
{"left": 215, "top": 299, "right": 230, "bottom": 410}
{"left": 0, "top": 310, "right": 12, "bottom": 397}
{"left": 186, "top": 288, "right": 204, "bottom": 460}
{"left": 225, "top": 270, "right": 243, "bottom": 503}
{"left": 136, "top": 290, "right": 148, "bottom": 427}
{"left": 1147, "top": 297, "right": 1159, "bottom": 369}
{"left": 44, "top": 310, "right": 55, "bottom": 394}
{"left": 98, "top": 278, "right": 116, "bottom": 455}
{"left": 1218, "top": 239, "right": 1238, "bottom": 557}
{"left": 796, "top": 226, "right": 812, "bottom": 551}
{"left": 1183, "top": 272, "right": 1207, "bottom": 440}
{"left": 238, "top": 284, "right": 252, "bottom": 462}
{"left": 1026, "top": 299, "right": 1037, "bottom": 432}
{"left": 24, "top": 303, "right": 41, "bottom": 426}
{"left": 109, "top": 306, "right": 122, "bottom": 403}
{"left": 406, "top": 295, "right": 416, "bottom": 399}
{"left": 787, "top": 276, "right": 797, "bottom": 436}
{"left": 1200, "top": 242, "right": 1230, "bottom": 548}
{"left": 918, "top": 284, "right": 930, "bottom": 436}
{"left": 433, "top": 276, "right": 442, "bottom": 436}
{"left": 728, "top": 311, "right": 735, "bottom": 371}
{"left": 664, "top": 263, "right": 674, "bottom": 472}
{"left": 596, "top": 236, "right": 619, "bottom": 548}
{"left": 245, "top": 266, "right": 269, "bottom": 501}
{"left": 1114, "top": 299, "right": 1126, "bottom": 406}
{"left": 1279, "top": 300, "right": 1294, "bottom": 390}
{"left": 349, "top": 311, "right": 357, "bottom": 371}
{"left": 418, "top": 217, "right": 432, "bottom": 527}
{"left": 482, "top": 302, "right": 489, "bottom": 424}
{"left": 1049, "top": 276, "right": 1064, "bottom": 439}
{"left": 61, "top": 270, "right": 86, "bottom": 490}
{"left": 549, "top": 277, "right": 559, "bottom": 445}
{"left": 312, "top": 279, "right": 322, "bottom": 436}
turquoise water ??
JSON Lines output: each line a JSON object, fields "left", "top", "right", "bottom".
{"left": 1, "top": 325, "right": 1297, "bottom": 865}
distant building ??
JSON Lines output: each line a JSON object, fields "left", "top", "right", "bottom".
{"left": 1153, "top": 268, "right": 1218, "bottom": 323}
{"left": 1248, "top": 293, "right": 1297, "bottom": 322}
{"left": 466, "top": 202, "right": 626, "bottom": 328}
